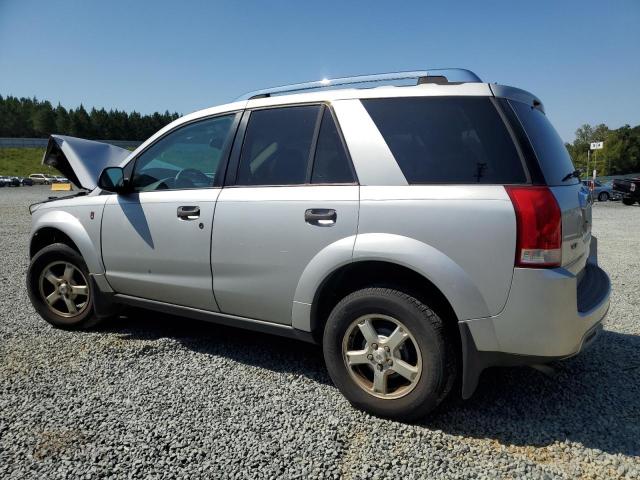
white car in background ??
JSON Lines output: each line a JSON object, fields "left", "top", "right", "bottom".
{"left": 28, "top": 173, "right": 51, "bottom": 185}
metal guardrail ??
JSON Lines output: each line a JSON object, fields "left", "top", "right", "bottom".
{"left": 0, "top": 137, "right": 142, "bottom": 149}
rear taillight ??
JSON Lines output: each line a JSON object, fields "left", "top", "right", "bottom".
{"left": 505, "top": 186, "right": 562, "bottom": 268}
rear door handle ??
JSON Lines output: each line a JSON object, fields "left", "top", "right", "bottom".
{"left": 177, "top": 206, "right": 200, "bottom": 220}
{"left": 305, "top": 209, "right": 336, "bottom": 227}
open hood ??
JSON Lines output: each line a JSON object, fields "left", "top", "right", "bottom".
{"left": 42, "top": 135, "right": 132, "bottom": 190}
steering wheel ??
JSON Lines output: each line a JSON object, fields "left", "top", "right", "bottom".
{"left": 174, "top": 168, "right": 211, "bottom": 188}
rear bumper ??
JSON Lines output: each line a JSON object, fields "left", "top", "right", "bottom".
{"left": 459, "top": 237, "right": 610, "bottom": 399}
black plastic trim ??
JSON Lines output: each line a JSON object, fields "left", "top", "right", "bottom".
{"left": 113, "top": 294, "right": 316, "bottom": 343}
{"left": 305, "top": 106, "right": 325, "bottom": 183}
{"left": 90, "top": 276, "right": 121, "bottom": 319}
{"left": 577, "top": 263, "right": 611, "bottom": 313}
{"left": 458, "top": 320, "right": 603, "bottom": 399}
{"left": 223, "top": 110, "right": 251, "bottom": 186}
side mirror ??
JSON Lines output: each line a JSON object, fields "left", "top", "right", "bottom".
{"left": 98, "top": 167, "right": 127, "bottom": 193}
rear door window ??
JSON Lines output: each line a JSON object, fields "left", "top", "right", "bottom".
{"left": 509, "top": 100, "right": 578, "bottom": 186}
{"left": 236, "top": 106, "right": 321, "bottom": 186}
{"left": 311, "top": 109, "right": 355, "bottom": 184}
{"left": 362, "top": 97, "right": 527, "bottom": 184}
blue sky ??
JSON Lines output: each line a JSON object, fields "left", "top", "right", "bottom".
{"left": 1, "top": 0, "right": 638, "bottom": 141}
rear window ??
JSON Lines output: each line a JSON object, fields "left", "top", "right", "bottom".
{"left": 362, "top": 97, "right": 526, "bottom": 184}
{"left": 509, "top": 100, "right": 578, "bottom": 186}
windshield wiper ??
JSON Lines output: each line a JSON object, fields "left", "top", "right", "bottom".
{"left": 562, "top": 169, "right": 582, "bottom": 182}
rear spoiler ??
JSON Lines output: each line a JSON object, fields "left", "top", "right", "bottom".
{"left": 43, "top": 135, "right": 132, "bottom": 190}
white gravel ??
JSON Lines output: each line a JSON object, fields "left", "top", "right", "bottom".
{"left": 1, "top": 186, "right": 639, "bottom": 479}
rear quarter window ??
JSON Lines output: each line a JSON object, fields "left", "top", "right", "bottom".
{"left": 509, "top": 100, "right": 578, "bottom": 186}
{"left": 362, "top": 97, "right": 527, "bottom": 185}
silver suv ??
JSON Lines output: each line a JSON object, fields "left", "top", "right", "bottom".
{"left": 27, "top": 69, "right": 610, "bottom": 420}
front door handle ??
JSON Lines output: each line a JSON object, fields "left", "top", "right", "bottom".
{"left": 177, "top": 206, "right": 200, "bottom": 220}
{"left": 305, "top": 208, "right": 336, "bottom": 227}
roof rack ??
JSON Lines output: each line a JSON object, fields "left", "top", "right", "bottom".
{"left": 236, "top": 68, "right": 482, "bottom": 101}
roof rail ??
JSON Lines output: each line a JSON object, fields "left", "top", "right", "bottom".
{"left": 236, "top": 68, "right": 482, "bottom": 100}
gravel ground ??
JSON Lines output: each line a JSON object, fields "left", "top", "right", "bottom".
{"left": 1, "top": 186, "right": 639, "bottom": 479}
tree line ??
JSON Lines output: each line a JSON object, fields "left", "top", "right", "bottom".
{"left": 0, "top": 95, "right": 180, "bottom": 141}
{"left": 565, "top": 123, "right": 640, "bottom": 176}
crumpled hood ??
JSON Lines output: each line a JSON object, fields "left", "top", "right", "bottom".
{"left": 42, "top": 135, "right": 132, "bottom": 190}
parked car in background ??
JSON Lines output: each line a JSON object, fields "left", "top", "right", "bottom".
{"left": 0, "top": 175, "right": 21, "bottom": 187}
{"left": 613, "top": 177, "right": 640, "bottom": 205}
{"left": 20, "top": 177, "right": 34, "bottom": 186}
{"left": 0, "top": 177, "right": 7, "bottom": 187}
{"left": 54, "top": 175, "right": 69, "bottom": 183}
{"left": 45, "top": 174, "right": 59, "bottom": 183}
{"left": 29, "top": 174, "right": 51, "bottom": 185}
{"left": 581, "top": 180, "right": 620, "bottom": 201}
{"left": 26, "top": 69, "right": 610, "bottom": 420}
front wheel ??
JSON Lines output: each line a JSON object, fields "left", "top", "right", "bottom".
{"left": 323, "top": 288, "right": 457, "bottom": 421}
{"left": 27, "top": 243, "right": 102, "bottom": 329}
{"left": 622, "top": 198, "right": 636, "bottom": 206}
{"left": 598, "top": 192, "right": 609, "bottom": 202}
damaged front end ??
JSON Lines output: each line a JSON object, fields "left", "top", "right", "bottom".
{"left": 42, "top": 135, "right": 132, "bottom": 191}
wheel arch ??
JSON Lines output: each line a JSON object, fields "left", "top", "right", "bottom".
{"left": 30, "top": 210, "right": 104, "bottom": 274}
{"left": 309, "top": 260, "right": 461, "bottom": 341}
{"left": 30, "top": 227, "right": 80, "bottom": 258}
{"left": 292, "top": 233, "right": 490, "bottom": 338}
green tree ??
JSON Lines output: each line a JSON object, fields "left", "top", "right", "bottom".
{"left": 32, "top": 100, "right": 56, "bottom": 137}
{"left": 69, "top": 104, "right": 92, "bottom": 138}
{"left": 55, "top": 103, "right": 70, "bottom": 134}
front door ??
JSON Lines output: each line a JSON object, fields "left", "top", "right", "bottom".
{"left": 212, "top": 105, "right": 359, "bottom": 324}
{"left": 101, "top": 113, "right": 240, "bottom": 310}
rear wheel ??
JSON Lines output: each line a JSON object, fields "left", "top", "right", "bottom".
{"left": 622, "top": 198, "right": 636, "bottom": 206}
{"left": 27, "top": 243, "right": 102, "bottom": 329}
{"left": 323, "top": 288, "right": 456, "bottom": 421}
{"left": 598, "top": 192, "right": 609, "bottom": 202}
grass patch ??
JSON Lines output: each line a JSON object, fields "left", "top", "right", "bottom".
{"left": 0, "top": 148, "right": 53, "bottom": 176}
{"left": 0, "top": 145, "right": 137, "bottom": 177}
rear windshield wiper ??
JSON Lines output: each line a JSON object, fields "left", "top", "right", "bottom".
{"left": 562, "top": 169, "right": 582, "bottom": 182}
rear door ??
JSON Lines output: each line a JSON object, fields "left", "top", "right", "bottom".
{"left": 211, "top": 105, "right": 359, "bottom": 324}
{"left": 508, "top": 100, "right": 592, "bottom": 273}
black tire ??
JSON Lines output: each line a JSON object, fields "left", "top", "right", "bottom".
{"left": 598, "top": 192, "right": 609, "bottom": 202}
{"left": 27, "top": 243, "right": 103, "bottom": 330}
{"left": 622, "top": 198, "right": 636, "bottom": 206}
{"left": 323, "top": 288, "right": 456, "bottom": 421}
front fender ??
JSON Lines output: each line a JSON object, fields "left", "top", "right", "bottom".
{"left": 31, "top": 209, "right": 104, "bottom": 274}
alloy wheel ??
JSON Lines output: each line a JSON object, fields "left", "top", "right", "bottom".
{"left": 38, "top": 261, "right": 90, "bottom": 318}
{"left": 342, "top": 314, "right": 422, "bottom": 399}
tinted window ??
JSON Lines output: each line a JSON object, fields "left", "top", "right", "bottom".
{"left": 362, "top": 97, "right": 526, "bottom": 184}
{"left": 311, "top": 110, "right": 355, "bottom": 184}
{"left": 132, "top": 114, "right": 237, "bottom": 191}
{"left": 237, "top": 106, "right": 321, "bottom": 186}
{"left": 509, "top": 100, "right": 578, "bottom": 186}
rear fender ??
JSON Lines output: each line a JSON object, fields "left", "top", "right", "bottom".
{"left": 352, "top": 233, "right": 490, "bottom": 320}
{"left": 291, "top": 233, "right": 489, "bottom": 331}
